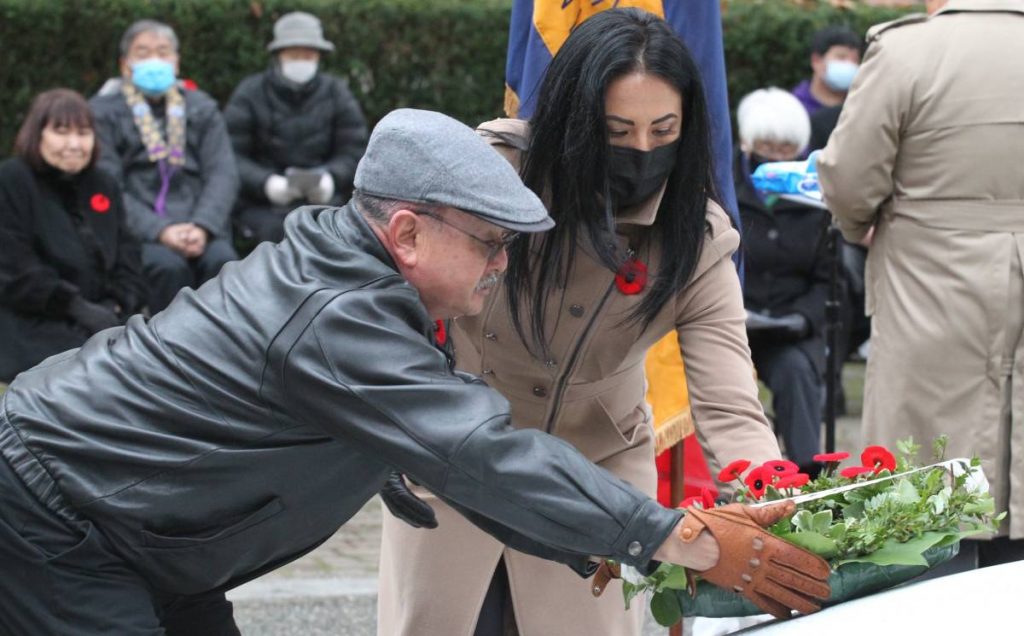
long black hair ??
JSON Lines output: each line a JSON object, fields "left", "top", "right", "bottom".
{"left": 505, "top": 8, "right": 718, "bottom": 356}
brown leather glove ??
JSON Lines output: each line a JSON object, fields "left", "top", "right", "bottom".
{"left": 591, "top": 560, "right": 620, "bottom": 597}
{"left": 680, "top": 501, "right": 831, "bottom": 619}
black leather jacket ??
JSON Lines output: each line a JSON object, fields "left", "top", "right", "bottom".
{"left": 0, "top": 203, "right": 680, "bottom": 595}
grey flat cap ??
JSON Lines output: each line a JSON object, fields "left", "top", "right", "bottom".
{"left": 354, "top": 109, "right": 554, "bottom": 232}
{"left": 267, "top": 12, "right": 335, "bottom": 53}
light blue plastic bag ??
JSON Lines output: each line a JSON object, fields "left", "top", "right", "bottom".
{"left": 751, "top": 150, "right": 822, "bottom": 200}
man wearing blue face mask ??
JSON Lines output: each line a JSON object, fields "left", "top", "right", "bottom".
{"left": 791, "top": 25, "right": 863, "bottom": 117}
{"left": 90, "top": 20, "right": 239, "bottom": 313}
{"left": 224, "top": 11, "right": 368, "bottom": 248}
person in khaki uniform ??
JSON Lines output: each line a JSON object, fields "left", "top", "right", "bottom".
{"left": 818, "top": 0, "right": 1024, "bottom": 567}
{"left": 378, "top": 10, "right": 784, "bottom": 635}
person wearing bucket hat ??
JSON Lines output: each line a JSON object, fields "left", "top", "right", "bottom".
{"left": 224, "top": 11, "right": 366, "bottom": 247}
{"left": 0, "top": 107, "right": 790, "bottom": 634}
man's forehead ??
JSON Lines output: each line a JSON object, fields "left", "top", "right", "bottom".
{"left": 128, "top": 31, "right": 175, "bottom": 52}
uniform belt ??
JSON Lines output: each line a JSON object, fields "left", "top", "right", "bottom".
{"left": 894, "top": 199, "right": 1024, "bottom": 233}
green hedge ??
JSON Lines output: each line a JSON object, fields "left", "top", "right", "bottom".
{"left": 0, "top": 0, "right": 512, "bottom": 152}
{"left": 722, "top": 0, "right": 915, "bottom": 106}
{"left": 0, "top": 0, "right": 914, "bottom": 154}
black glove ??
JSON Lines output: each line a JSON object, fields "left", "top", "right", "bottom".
{"left": 745, "top": 310, "right": 809, "bottom": 340}
{"left": 380, "top": 471, "right": 438, "bottom": 529}
{"left": 67, "top": 296, "right": 121, "bottom": 333}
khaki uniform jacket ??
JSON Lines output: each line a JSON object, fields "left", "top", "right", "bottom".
{"left": 378, "top": 120, "right": 781, "bottom": 635}
{"left": 818, "top": 0, "right": 1024, "bottom": 539}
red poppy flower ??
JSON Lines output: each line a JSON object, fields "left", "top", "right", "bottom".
{"left": 615, "top": 257, "right": 647, "bottom": 295}
{"left": 434, "top": 320, "right": 447, "bottom": 346}
{"left": 840, "top": 466, "right": 874, "bottom": 479}
{"left": 774, "top": 473, "right": 810, "bottom": 490}
{"left": 744, "top": 466, "right": 769, "bottom": 499}
{"left": 717, "top": 459, "right": 751, "bottom": 483}
{"left": 680, "top": 495, "right": 703, "bottom": 509}
{"left": 181, "top": 78, "right": 199, "bottom": 91}
{"left": 813, "top": 452, "right": 850, "bottom": 463}
{"left": 861, "top": 445, "right": 896, "bottom": 473}
{"left": 700, "top": 487, "right": 716, "bottom": 509}
{"left": 763, "top": 459, "right": 799, "bottom": 476}
{"left": 90, "top": 194, "right": 110, "bottom": 213}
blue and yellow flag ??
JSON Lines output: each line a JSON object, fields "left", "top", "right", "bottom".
{"left": 504, "top": 0, "right": 740, "bottom": 225}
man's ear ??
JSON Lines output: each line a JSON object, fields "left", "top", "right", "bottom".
{"left": 119, "top": 57, "right": 131, "bottom": 78}
{"left": 388, "top": 209, "right": 422, "bottom": 269}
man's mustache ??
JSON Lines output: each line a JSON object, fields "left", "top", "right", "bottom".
{"left": 475, "top": 272, "right": 503, "bottom": 292}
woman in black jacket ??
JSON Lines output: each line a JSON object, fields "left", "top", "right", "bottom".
{"left": 0, "top": 89, "right": 144, "bottom": 381}
{"left": 735, "top": 88, "right": 831, "bottom": 474}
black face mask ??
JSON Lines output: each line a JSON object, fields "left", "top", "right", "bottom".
{"left": 608, "top": 140, "right": 680, "bottom": 208}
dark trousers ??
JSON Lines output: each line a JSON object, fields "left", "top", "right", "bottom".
{"left": 142, "top": 239, "right": 237, "bottom": 313}
{"left": 751, "top": 343, "right": 823, "bottom": 468}
{"left": 474, "top": 558, "right": 517, "bottom": 636}
{"left": 0, "top": 449, "right": 239, "bottom": 635}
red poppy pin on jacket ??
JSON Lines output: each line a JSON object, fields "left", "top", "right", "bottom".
{"left": 90, "top": 194, "right": 111, "bottom": 213}
{"left": 615, "top": 256, "right": 647, "bottom": 295}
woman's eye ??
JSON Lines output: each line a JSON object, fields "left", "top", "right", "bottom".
{"left": 607, "top": 130, "right": 628, "bottom": 138}
{"left": 654, "top": 128, "right": 676, "bottom": 137}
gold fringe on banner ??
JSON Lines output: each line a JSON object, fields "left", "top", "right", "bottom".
{"left": 503, "top": 84, "right": 520, "bottom": 118}
{"left": 654, "top": 410, "right": 694, "bottom": 456}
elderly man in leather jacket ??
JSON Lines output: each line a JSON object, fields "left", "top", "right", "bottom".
{"left": 0, "top": 109, "right": 828, "bottom": 634}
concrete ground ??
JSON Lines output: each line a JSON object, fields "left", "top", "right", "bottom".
{"left": 230, "top": 364, "right": 867, "bottom": 635}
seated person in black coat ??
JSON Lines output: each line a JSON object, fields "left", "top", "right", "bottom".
{"left": 224, "top": 11, "right": 368, "bottom": 247}
{"left": 734, "top": 88, "right": 830, "bottom": 473}
{"left": 0, "top": 89, "right": 144, "bottom": 381}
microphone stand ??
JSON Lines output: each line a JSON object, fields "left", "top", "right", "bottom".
{"left": 823, "top": 222, "right": 842, "bottom": 453}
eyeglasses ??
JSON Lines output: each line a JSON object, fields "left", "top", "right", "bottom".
{"left": 418, "top": 211, "right": 519, "bottom": 261}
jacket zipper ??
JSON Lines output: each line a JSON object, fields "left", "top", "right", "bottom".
{"left": 542, "top": 277, "right": 619, "bottom": 434}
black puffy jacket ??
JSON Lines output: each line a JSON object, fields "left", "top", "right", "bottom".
{"left": 0, "top": 203, "right": 679, "bottom": 595}
{"left": 224, "top": 69, "right": 368, "bottom": 207}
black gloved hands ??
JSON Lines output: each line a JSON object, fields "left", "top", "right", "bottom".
{"left": 745, "top": 310, "right": 810, "bottom": 341}
{"left": 380, "top": 471, "right": 438, "bottom": 529}
{"left": 67, "top": 296, "right": 121, "bottom": 333}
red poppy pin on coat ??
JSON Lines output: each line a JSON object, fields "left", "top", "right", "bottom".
{"left": 90, "top": 194, "right": 110, "bottom": 213}
{"left": 615, "top": 256, "right": 647, "bottom": 295}
{"left": 434, "top": 320, "right": 447, "bottom": 346}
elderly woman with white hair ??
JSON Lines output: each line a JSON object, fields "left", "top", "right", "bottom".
{"left": 734, "top": 87, "right": 831, "bottom": 475}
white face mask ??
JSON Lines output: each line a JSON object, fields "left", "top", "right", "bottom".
{"left": 280, "top": 59, "right": 318, "bottom": 84}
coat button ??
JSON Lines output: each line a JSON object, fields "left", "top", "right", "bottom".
{"left": 484, "top": 332, "right": 497, "bottom": 341}
{"left": 544, "top": 359, "right": 557, "bottom": 368}
{"left": 627, "top": 541, "right": 643, "bottom": 557}
{"left": 569, "top": 304, "right": 584, "bottom": 317}
{"left": 681, "top": 527, "right": 694, "bottom": 539}
{"left": 767, "top": 229, "right": 779, "bottom": 241}
{"left": 532, "top": 386, "right": 547, "bottom": 397}
{"left": 482, "top": 369, "right": 493, "bottom": 375}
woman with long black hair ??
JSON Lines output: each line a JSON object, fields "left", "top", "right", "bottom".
{"left": 379, "top": 9, "right": 781, "bottom": 635}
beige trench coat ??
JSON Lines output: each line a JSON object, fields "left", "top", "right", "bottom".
{"left": 818, "top": 0, "right": 1024, "bottom": 540}
{"left": 377, "top": 120, "right": 781, "bottom": 635}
